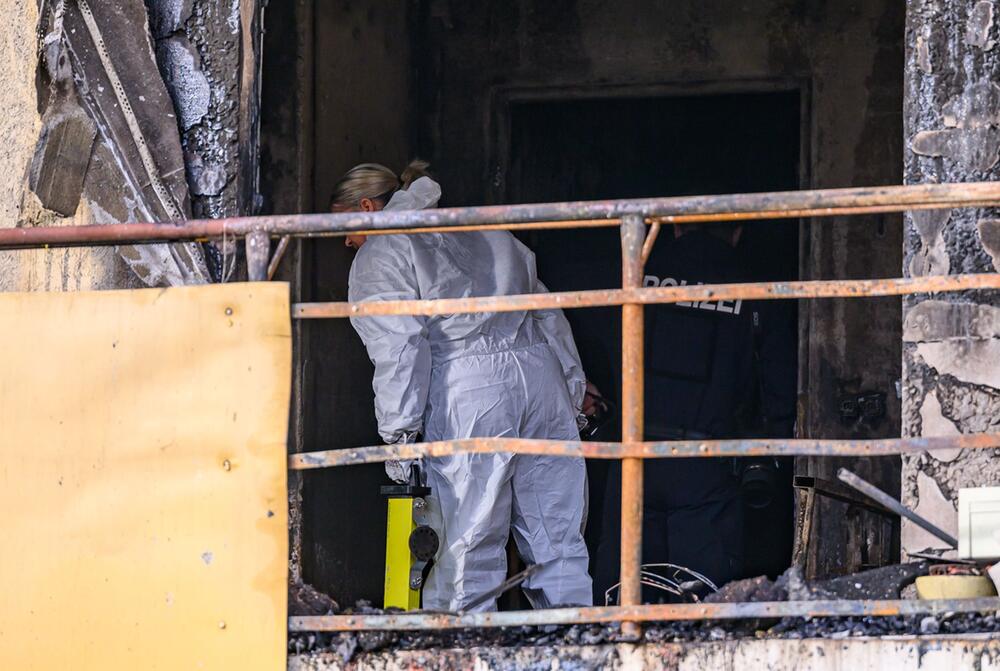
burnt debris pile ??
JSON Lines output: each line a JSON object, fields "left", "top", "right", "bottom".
{"left": 288, "top": 563, "right": 1000, "bottom": 663}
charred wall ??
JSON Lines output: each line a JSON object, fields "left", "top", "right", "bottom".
{"left": 8, "top": 0, "right": 262, "bottom": 292}
{"left": 147, "top": 0, "right": 244, "bottom": 220}
{"left": 902, "top": 0, "right": 1000, "bottom": 557}
{"left": 7, "top": 0, "right": 216, "bottom": 292}
{"left": 285, "top": 0, "right": 418, "bottom": 606}
{"left": 414, "top": 0, "right": 905, "bottom": 577}
{"left": 0, "top": 0, "right": 148, "bottom": 293}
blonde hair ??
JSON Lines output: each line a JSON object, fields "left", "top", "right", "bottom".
{"left": 329, "top": 159, "right": 431, "bottom": 210}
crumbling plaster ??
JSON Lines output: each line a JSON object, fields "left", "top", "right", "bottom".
{"left": 0, "top": 0, "right": 131, "bottom": 292}
{"left": 4, "top": 0, "right": 257, "bottom": 291}
{"left": 903, "top": 0, "right": 1000, "bottom": 558}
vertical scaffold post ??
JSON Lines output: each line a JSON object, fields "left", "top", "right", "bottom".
{"left": 619, "top": 213, "right": 646, "bottom": 639}
{"left": 247, "top": 230, "right": 270, "bottom": 282}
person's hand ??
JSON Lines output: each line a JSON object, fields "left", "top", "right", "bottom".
{"left": 582, "top": 381, "right": 606, "bottom": 417}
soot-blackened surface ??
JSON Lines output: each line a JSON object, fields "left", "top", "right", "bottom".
{"left": 289, "top": 612, "right": 1000, "bottom": 664}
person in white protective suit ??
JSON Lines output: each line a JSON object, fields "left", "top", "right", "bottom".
{"left": 332, "top": 160, "right": 593, "bottom": 611}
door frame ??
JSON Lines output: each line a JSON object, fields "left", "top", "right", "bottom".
{"left": 485, "top": 76, "right": 813, "bottom": 423}
{"left": 486, "top": 78, "right": 822, "bottom": 573}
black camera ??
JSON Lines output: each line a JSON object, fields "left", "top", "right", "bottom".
{"left": 738, "top": 458, "right": 779, "bottom": 509}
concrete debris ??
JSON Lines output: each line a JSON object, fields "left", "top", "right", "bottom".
{"left": 28, "top": 95, "right": 97, "bottom": 216}
{"left": 706, "top": 564, "right": 928, "bottom": 605}
{"left": 289, "top": 564, "right": 945, "bottom": 660}
{"left": 765, "top": 611, "right": 999, "bottom": 639}
{"left": 704, "top": 575, "right": 783, "bottom": 604}
{"left": 778, "top": 565, "right": 836, "bottom": 601}
{"left": 919, "top": 615, "right": 940, "bottom": 634}
{"left": 818, "top": 563, "right": 930, "bottom": 600}
{"left": 289, "top": 581, "right": 340, "bottom": 617}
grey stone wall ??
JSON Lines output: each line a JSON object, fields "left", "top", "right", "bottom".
{"left": 903, "top": 0, "right": 1000, "bottom": 557}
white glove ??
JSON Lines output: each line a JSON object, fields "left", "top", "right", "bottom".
{"left": 384, "top": 431, "right": 422, "bottom": 484}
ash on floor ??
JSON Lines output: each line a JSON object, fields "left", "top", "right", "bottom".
{"left": 289, "top": 563, "right": 998, "bottom": 664}
{"left": 289, "top": 611, "right": 1000, "bottom": 663}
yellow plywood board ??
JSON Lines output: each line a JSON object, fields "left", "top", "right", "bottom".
{"left": 0, "top": 283, "right": 291, "bottom": 670}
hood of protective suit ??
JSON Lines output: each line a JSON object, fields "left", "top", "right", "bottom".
{"left": 349, "top": 179, "right": 586, "bottom": 444}
{"left": 384, "top": 176, "right": 441, "bottom": 211}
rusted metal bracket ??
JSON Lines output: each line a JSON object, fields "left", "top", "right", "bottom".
{"left": 793, "top": 475, "right": 895, "bottom": 517}
{"left": 838, "top": 468, "right": 959, "bottom": 548}
{"left": 246, "top": 230, "right": 270, "bottom": 282}
{"left": 640, "top": 220, "right": 661, "bottom": 265}
{"left": 267, "top": 236, "right": 291, "bottom": 280}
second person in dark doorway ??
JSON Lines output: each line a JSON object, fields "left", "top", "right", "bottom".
{"left": 595, "top": 222, "right": 797, "bottom": 604}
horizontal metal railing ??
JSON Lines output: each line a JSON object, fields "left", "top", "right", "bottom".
{"left": 288, "top": 434, "right": 1000, "bottom": 470}
{"left": 2, "top": 182, "right": 1000, "bottom": 249}
{"left": 8, "top": 181, "right": 1000, "bottom": 636}
{"left": 294, "top": 275, "right": 1000, "bottom": 318}
{"left": 288, "top": 596, "right": 1000, "bottom": 632}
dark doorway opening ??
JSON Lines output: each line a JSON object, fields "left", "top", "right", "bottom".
{"left": 506, "top": 90, "right": 803, "bottom": 584}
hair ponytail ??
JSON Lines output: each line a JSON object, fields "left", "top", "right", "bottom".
{"left": 329, "top": 159, "right": 432, "bottom": 210}
{"left": 400, "top": 159, "right": 431, "bottom": 189}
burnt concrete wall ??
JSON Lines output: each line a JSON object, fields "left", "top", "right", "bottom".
{"left": 148, "top": 0, "right": 236, "bottom": 218}
{"left": 1, "top": 0, "right": 198, "bottom": 292}
{"left": 147, "top": 0, "right": 265, "bottom": 281}
{"left": 295, "top": 0, "right": 417, "bottom": 606}
{"left": 902, "top": 0, "right": 1000, "bottom": 557}
{"left": 415, "top": 0, "right": 904, "bottom": 577}
{"left": 2, "top": 0, "right": 268, "bottom": 291}
{"left": 147, "top": 0, "right": 250, "bottom": 222}
{"left": 0, "top": 0, "right": 132, "bottom": 292}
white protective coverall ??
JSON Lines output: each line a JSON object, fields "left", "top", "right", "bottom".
{"left": 348, "top": 177, "right": 592, "bottom": 611}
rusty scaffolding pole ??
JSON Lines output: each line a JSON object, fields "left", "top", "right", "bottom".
{"left": 289, "top": 596, "right": 1000, "bottom": 632}
{"left": 2, "top": 182, "right": 1000, "bottom": 249}
{"left": 5, "top": 181, "right": 1000, "bottom": 633}
{"left": 289, "top": 434, "right": 1000, "bottom": 470}
{"left": 619, "top": 214, "right": 646, "bottom": 639}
